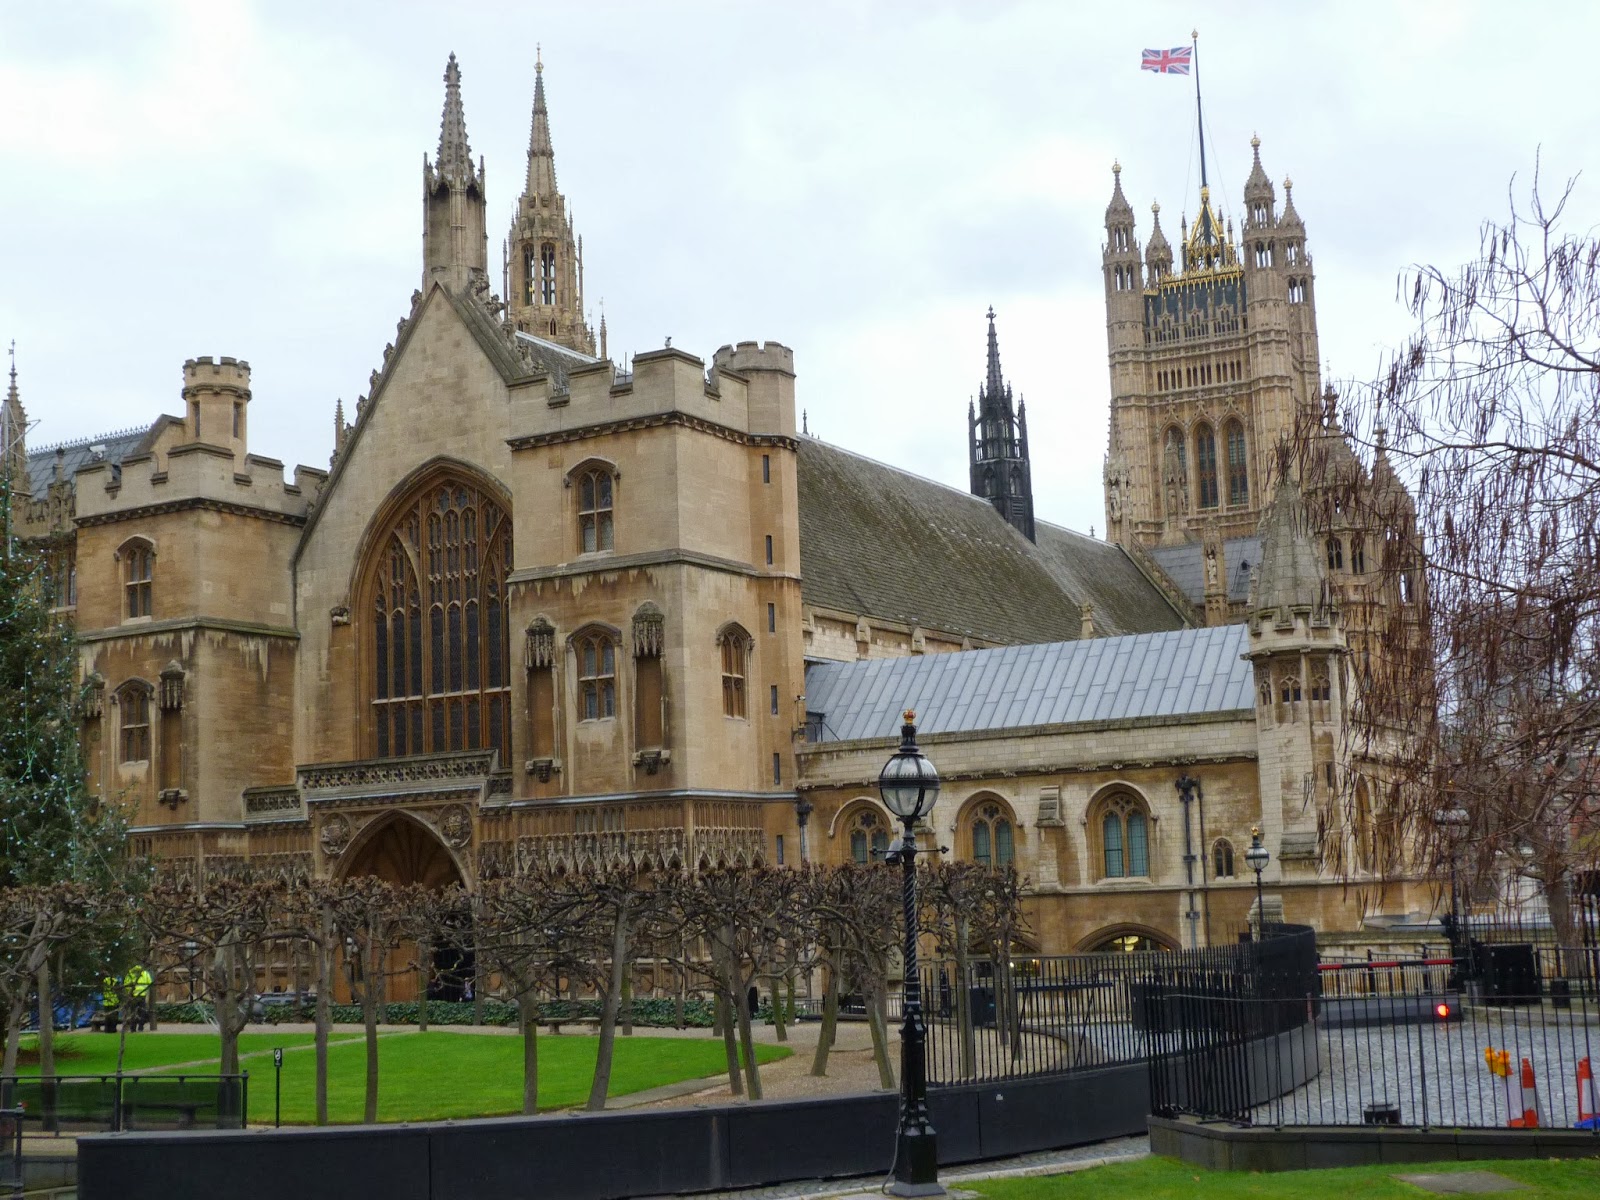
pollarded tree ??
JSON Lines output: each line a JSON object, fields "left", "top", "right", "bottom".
{"left": 1325, "top": 169, "right": 1600, "bottom": 937}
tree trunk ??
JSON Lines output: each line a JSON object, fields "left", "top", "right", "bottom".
{"left": 37, "top": 955, "right": 54, "bottom": 1078}
{"left": 810, "top": 957, "right": 839, "bottom": 1077}
{"left": 586, "top": 910, "right": 629, "bottom": 1111}
{"left": 714, "top": 991, "right": 744, "bottom": 1097}
{"left": 735, "top": 978, "right": 762, "bottom": 1099}
{"left": 315, "top": 909, "right": 332, "bottom": 1126}
{"left": 363, "top": 945, "right": 380, "bottom": 1123}
{"left": 770, "top": 974, "right": 787, "bottom": 1043}
{"left": 417, "top": 936, "right": 430, "bottom": 1031}
{"left": 1, "top": 996, "right": 24, "bottom": 1077}
{"left": 516, "top": 991, "right": 540, "bottom": 1115}
{"left": 472, "top": 954, "right": 485, "bottom": 1027}
{"left": 865, "top": 973, "right": 895, "bottom": 1090}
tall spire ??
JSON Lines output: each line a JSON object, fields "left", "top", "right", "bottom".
{"left": 436, "top": 53, "right": 473, "bottom": 182}
{"left": 526, "top": 47, "right": 557, "bottom": 198}
{"left": 968, "top": 308, "right": 1035, "bottom": 542}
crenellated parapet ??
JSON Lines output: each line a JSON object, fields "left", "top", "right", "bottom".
{"left": 506, "top": 340, "right": 798, "bottom": 450}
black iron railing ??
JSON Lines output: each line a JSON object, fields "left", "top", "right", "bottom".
{"left": 0, "top": 1073, "right": 248, "bottom": 1134}
{"left": 922, "top": 924, "right": 1320, "bottom": 1086}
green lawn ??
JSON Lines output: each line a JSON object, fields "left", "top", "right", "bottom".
{"left": 13, "top": 1029, "right": 789, "bottom": 1124}
{"left": 12, "top": 1031, "right": 322, "bottom": 1075}
{"left": 967, "top": 1155, "right": 1600, "bottom": 1199}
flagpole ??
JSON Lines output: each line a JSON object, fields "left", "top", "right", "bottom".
{"left": 1192, "top": 28, "right": 1207, "bottom": 191}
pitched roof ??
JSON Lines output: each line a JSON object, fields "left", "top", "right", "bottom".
{"left": 804, "top": 623, "right": 1253, "bottom": 743}
{"left": 26, "top": 426, "right": 154, "bottom": 500}
{"left": 796, "top": 439, "right": 1187, "bottom": 646}
{"left": 1149, "top": 537, "right": 1262, "bottom": 605}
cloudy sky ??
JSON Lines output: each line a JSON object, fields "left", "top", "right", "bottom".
{"left": 2, "top": 1, "right": 1593, "bottom": 535}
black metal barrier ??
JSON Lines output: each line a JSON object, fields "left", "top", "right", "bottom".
{"left": 0, "top": 1073, "right": 248, "bottom": 1134}
{"left": 77, "top": 1022, "right": 1323, "bottom": 1200}
{"left": 1, "top": 1107, "right": 20, "bottom": 1196}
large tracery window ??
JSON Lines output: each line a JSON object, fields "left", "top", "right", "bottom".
{"left": 1225, "top": 420, "right": 1249, "bottom": 506}
{"left": 1097, "top": 793, "right": 1151, "bottom": 879}
{"left": 369, "top": 475, "right": 511, "bottom": 759}
{"left": 576, "top": 629, "right": 617, "bottom": 720}
{"left": 1195, "top": 423, "right": 1219, "bottom": 510}
{"left": 577, "top": 467, "right": 615, "bottom": 553}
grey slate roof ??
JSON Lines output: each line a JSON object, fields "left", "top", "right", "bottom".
{"left": 514, "top": 330, "right": 599, "bottom": 386}
{"left": 804, "top": 623, "right": 1253, "bottom": 743}
{"left": 1149, "top": 537, "right": 1262, "bottom": 605}
{"left": 26, "top": 426, "right": 154, "bottom": 500}
{"left": 796, "top": 439, "right": 1187, "bottom": 646}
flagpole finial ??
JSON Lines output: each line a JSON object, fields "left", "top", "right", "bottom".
{"left": 1192, "top": 27, "right": 1199, "bottom": 39}
{"left": 1112, "top": 159, "right": 1121, "bottom": 176}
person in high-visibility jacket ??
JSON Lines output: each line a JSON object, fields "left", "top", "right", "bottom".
{"left": 100, "top": 975, "right": 122, "bottom": 1033}
{"left": 124, "top": 965, "right": 154, "bottom": 1032}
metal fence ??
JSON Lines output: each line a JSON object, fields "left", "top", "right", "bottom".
{"left": 922, "top": 924, "right": 1320, "bottom": 1086}
{"left": 0, "top": 1073, "right": 248, "bottom": 1134}
{"left": 1252, "top": 989, "right": 1600, "bottom": 1131}
{"left": 0, "top": 1108, "right": 19, "bottom": 1198}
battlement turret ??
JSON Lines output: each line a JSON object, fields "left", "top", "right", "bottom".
{"left": 181, "top": 355, "right": 250, "bottom": 459}
{"left": 713, "top": 341, "right": 796, "bottom": 438}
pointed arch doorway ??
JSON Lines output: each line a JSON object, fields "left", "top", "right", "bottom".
{"left": 337, "top": 813, "right": 470, "bottom": 1003}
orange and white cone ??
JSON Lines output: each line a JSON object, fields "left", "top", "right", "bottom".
{"left": 1578, "top": 1057, "right": 1598, "bottom": 1128}
{"left": 1509, "top": 1057, "right": 1541, "bottom": 1128}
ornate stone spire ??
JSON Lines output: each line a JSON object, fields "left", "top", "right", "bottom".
{"left": 526, "top": 47, "right": 557, "bottom": 199}
{"left": 2, "top": 341, "right": 27, "bottom": 487}
{"left": 1251, "top": 473, "right": 1330, "bottom": 619}
{"left": 436, "top": 53, "right": 474, "bottom": 183}
{"left": 1145, "top": 200, "right": 1172, "bottom": 280}
{"left": 968, "top": 308, "right": 1035, "bottom": 542}
{"left": 1105, "top": 160, "right": 1133, "bottom": 224}
{"left": 1244, "top": 133, "right": 1275, "bottom": 217}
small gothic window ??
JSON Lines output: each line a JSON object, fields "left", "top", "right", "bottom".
{"left": 1195, "top": 423, "right": 1219, "bottom": 509}
{"left": 118, "top": 682, "right": 152, "bottom": 763}
{"left": 1225, "top": 420, "right": 1248, "bottom": 506}
{"left": 1099, "top": 794, "right": 1150, "bottom": 879}
{"left": 1287, "top": 242, "right": 1300, "bottom": 265}
{"left": 539, "top": 243, "right": 556, "bottom": 305}
{"left": 850, "top": 809, "right": 890, "bottom": 864}
{"left": 719, "top": 626, "right": 750, "bottom": 719}
{"left": 1350, "top": 535, "right": 1366, "bottom": 574}
{"left": 577, "top": 631, "right": 617, "bottom": 720}
{"left": 523, "top": 247, "right": 537, "bottom": 305}
{"left": 1326, "top": 536, "right": 1344, "bottom": 571}
{"left": 1258, "top": 679, "right": 1272, "bottom": 708}
{"left": 970, "top": 802, "right": 1015, "bottom": 868}
{"left": 1279, "top": 672, "right": 1303, "bottom": 704}
{"left": 1289, "top": 277, "right": 1306, "bottom": 304}
{"left": 1213, "top": 838, "right": 1236, "bottom": 879}
{"left": 577, "top": 467, "right": 614, "bottom": 553}
{"left": 1255, "top": 242, "right": 1270, "bottom": 268}
{"left": 123, "top": 539, "right": 154, "bottom": 619}
{"left": 1309, "top": 672, "right": 1332, "bottom": 702}
{"left": 1400, "top": 571, "right": 1416, "bottom": 604}
{"left": 765, "top": 534, "right": 774, "bottom": 565}
{"left": 1252, "top": 202, "right": 1267, "bottom": 224}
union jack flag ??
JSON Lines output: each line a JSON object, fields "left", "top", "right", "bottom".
{"left": 1141, "top": 46, "right": 1192, "bottom": 74}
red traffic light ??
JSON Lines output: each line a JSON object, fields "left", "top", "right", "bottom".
{"left": 1434, "top": 1002, "right": 1452, "bottom": 1019}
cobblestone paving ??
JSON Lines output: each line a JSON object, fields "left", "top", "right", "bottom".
{"left": 1252, "top": 1006, "right": 1600, "bottom": 1129}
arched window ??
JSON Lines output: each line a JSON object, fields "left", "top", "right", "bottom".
{"left": 539, "top": 243, "right": 556, "bottom": 305}
{"left": 1326, "top": 536, "right": 1343, "bottom": 571}
{"left": 1225, "top": 421, "right": 1248, "bottom": 506}
{"left": 1286, "top": 242, "right": 1300, "bottom": 265}
{"left": 1288, "top": 278, "right": 1306, "bottom": 304}
{"left": 1349, "top": 535, "right": 1365, "bottom": 574}
{"left": 1258, "top": 679, "right": 1273, "bottom": 708}
{"left": 576, "top": 466, "right": 615, "bottom": 553}
{"left": 849, "top": 809, "right": 890, "bottom": 865}
{"left": 122, "top": 539, "right": 154, "bottom": 619}
{"left": 1194, "top": 423, "right": 1219, "bottom": 509}
{"left": 970, "top": 801, "right": 1015, "bottom": 868}
{"left": 1279, "top": 670, "right": 1303, "bottom": 704}
{"left": 522, "top": 246, "right": 537, "bottom": 305}
{"left": 1309, "top": 672, "right": 1332, "bottom": 703}
{"left": 575, "top": 629, "right": 617, "bottom": 721}
{"left": 1213, "top": 838, "right": 1236, "bottom": 879}
{"left": 718, "top": 624, "right": 751, "bottom": 718}
{"left": 1097, "top": 793, "right": 1150, "bottom": 879}
{"left": 366, "top": 473, "right": 511, "bottom": 758}
{"left": 117, "top": 681, "right": 153, "bottom": 763}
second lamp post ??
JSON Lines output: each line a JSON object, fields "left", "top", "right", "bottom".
{"left": 877, "top": 709, "right": 945, "bottom": 1198}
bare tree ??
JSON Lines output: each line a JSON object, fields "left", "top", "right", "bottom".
{"left": 0, "top": 883, "right": 97, "bottom": 1076}
{"left": 1321, "top": 169, "right": 1600, "bottom": 937}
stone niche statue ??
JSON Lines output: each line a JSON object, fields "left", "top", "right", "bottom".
{"left": 1162, "top": 429, "right": 1189, "bottom": 518}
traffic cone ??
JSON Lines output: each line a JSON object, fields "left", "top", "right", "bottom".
{"left": 1577, "top": 1057, "right": 1599, "bottom": 1130}
{"left": 1510, "top": 1057, "right": 1541, "bottom": 1128}
{"left": 1485, "top": 1047, "right": 1516, "bottom": 1126}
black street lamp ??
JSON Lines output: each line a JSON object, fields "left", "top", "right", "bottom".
{"left": 878, "top": 710, "right": 945, "bottom": 1198}
{"left": 1245, "top": 826, "right": 1271, "bottom": 940}
{"left": 1433, "top": 806, "right": 1470, "bottom": 987}
{"left": 794, "top": 795, "right": 815, "bottom": 863}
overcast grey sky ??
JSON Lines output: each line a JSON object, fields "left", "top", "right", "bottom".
{"left": 2, "top": 1, "right": 1594, "bottom": 535}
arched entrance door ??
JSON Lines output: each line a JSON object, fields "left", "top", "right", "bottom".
{"left": 339, "top": 814, "right": 469, "bottom": 1002}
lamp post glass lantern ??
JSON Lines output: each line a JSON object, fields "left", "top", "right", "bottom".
{"left": 1433, "top": 807, "right": 1470, "bottom": 985}
{"left": 877, "top": 710, "right": 944, "bottom": 1197}
{"left": 1245, "top": 827, "right": 1270, "bottom": 938}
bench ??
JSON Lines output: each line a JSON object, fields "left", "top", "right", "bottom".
{"left": 120, "top": 1100, "right": 205, "bottom": 1129}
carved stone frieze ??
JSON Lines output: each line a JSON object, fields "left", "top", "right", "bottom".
{"left": 298, "top": 751, "right": 496, "bottom": 794}
{"left": 438, "top": 804, "right": 473, "bottom": 848}
{"left": 320, "top": 813, "right": 352, "bottom": 857}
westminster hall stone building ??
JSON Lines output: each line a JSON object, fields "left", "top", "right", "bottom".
{"left": 7, "top": 55, "right": 1430, "bottom": 960}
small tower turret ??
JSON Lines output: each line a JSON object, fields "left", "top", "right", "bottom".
{"left": 1103, "top": 163, "right": 1143, "bottom": 355}
{"left": 2, "top": 345, "right": 26, "bottom": 488}
{"left": 968, "top": 308, "right": 1035, "bottom": 541}
{"left": 422, "top": 54, "right": 489, "bottom": 294}
{"left": 505, "top": 51, "right": 595, "bottom": 354}
{"left": 182, "top": 356, "right": 251, "bottom": 464}
{"left": 1145, "top": 201, "right": 1173, "bottom": 285}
